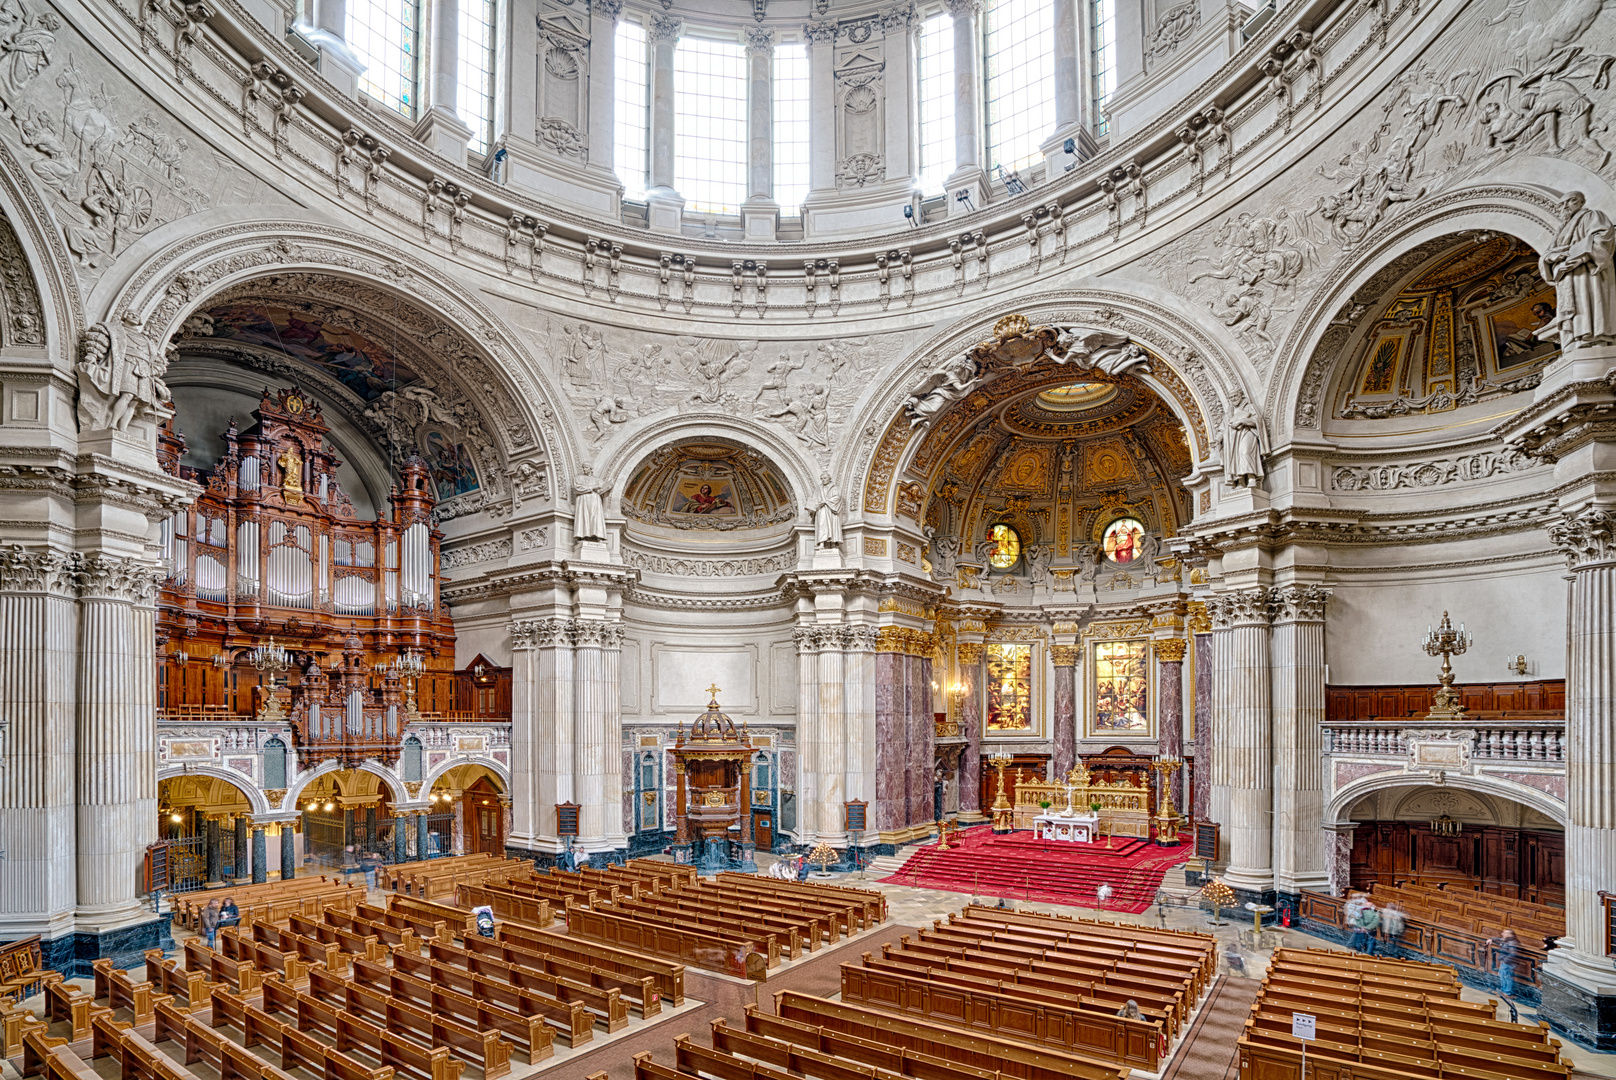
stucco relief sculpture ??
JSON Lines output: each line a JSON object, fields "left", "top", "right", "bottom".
{"left": 813, "top": 474, "right": 843, "bottom": 549}
{"left": 76, "top": 311, "right": 172, "bottom": 431}
{"left": 902, "top": 350, "right": 980, "bottom": 428}
{"left": 572, "top": 462, "right": 606, "bottom": 542}
{"left": 924, "top": 530, "right": 961, "bottom": 584}
{"left": 1221, "top": 390, "right": 1268, "bottom": 488}
{"left": 1538, "top": 191, "right": 1616, "bottom": 349}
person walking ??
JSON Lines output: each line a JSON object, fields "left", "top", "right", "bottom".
{"left": 1493, "top": 928, "right": 1521, "bottom": 998}
{"left": 360, "top": 849, "right": 381, "bottom": 891}
{"left": 1356, "top": 900, "right": 1382, "bottom": 954}
{"left": 200, "top": 898, "right": 221, "bottom": 949}
{"left": 1343, "top": 891, "right": 1369, "bottom": 952}
{"left": 1381, "top": 902, "right": 1407, "bottom": 959}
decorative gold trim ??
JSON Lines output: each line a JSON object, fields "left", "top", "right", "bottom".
{"left": 863, "top": 537, "right": 888, "bottom": 556}
{"left": 957, "top": 642, "right": 984, "bottom": 664}
{"left": 877, "top": 626, "right": 939, "bottom": 657}
{"left": 403, "top": 781, "right": 423, "bottom": 798}
{"left": 1154, "top": 639, "right": 1188, "bottom": 663}
{"left": 264, "top": 789, "right": 287, "bottom": 807}
{"left": 1050, "top": 645, "right": 1081, "bottom": 667}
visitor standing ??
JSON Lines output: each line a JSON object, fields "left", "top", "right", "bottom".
{"left": 360, "top": 849, "right": 381, "bottom": 891}
{"left": 1357, "top": 900, "right": 1381, "bottom": 954}
{"left": 1381, "top": 902, "right": 1407, "bottom": 959}
{"left": 1493, "top": 928, "right": 1521, "bottom": 998}
{"left": 200, "top": 899, "right": 221, "bottom": 948}
{"left": 1343, "top": 891, "right": 1369, "bottom": 951}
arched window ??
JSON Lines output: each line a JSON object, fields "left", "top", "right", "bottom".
{"left": 987, "top": 523, "right": 1021, "bottom": 569}
{"left": 984, "top": 0, "right": 1056, "bottom": 174}
{"left": 263, "top": 737, "right": 287, "bottom": 790}
{"left": 403, "top": 736, "right": 423, "bottom": 782}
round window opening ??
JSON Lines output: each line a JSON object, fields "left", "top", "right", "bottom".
{"left": 1034, "top": 383, "right": 1118, "bottom": 412}
{"left": 987, "top": 523, "right": 1021, "bottom": 569}
{"left": 1102, "top": 517, "right": 1147, "bottom": 564}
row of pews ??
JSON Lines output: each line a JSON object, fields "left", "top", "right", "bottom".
{"left": 170, "top": 877, "right": 363, "bottom": 932}
{"left": 563, "top": 866, "right": 887, "bottom": 981}
{"left": 382, "top": 854, "right": 534, "bottom": 901}
{"left": 1238, "top": 947, "right": 1574, "bottom": 1079}
{"left": 1367, "top": 882, "right": 1565, "bottom": 942}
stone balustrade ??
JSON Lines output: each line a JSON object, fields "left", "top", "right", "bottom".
{"left": 1321, "top": 721, "right": 1566, "bottom": 763}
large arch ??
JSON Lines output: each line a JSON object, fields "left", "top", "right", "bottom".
{"left": 422, "top": 756, "right": 511, "bottom": 794}
{"left": 599, "top": 415, "right": 816, "bottom": 524}
{"left": 850, "top": 293, "right": 1231, "bottom": 522}
{"left": 1325, "top": 770, "right": 1568, "bottom": 830}
{"left": 86, "top": 217, "right": 573, "bottom": 489}
{"left": 1268, "top": 182, "right": 1573, "bottom": 443}
{"left": 282, "top": 759, "right": 410, "bottom": 812}
{"left": 156, "top": 765, "right": 271, "bottom": 817}
{"left": 0, "top": 138, "right": 82, "bottom": 360}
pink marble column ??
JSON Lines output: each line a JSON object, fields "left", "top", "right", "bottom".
{"left": 873, "top": 649, "right": 904, "bottom": 832}
{"left": 958, "top": 643, "right": 983, "bottom": 813}
{"left": 1051, "top": 645, "right": 1079, "bottom": 779}
{"left": 1156, "top": 639, "right": 1186, "bottom": 808}
{"left": 908, "top": 654, "right": 935, "bottom": 824}
{"left": 1192, "top": 632, "right": 1212, "bottom": 822}
{"left": 1326, "top": 826, "right": 1355, "bottom": 896}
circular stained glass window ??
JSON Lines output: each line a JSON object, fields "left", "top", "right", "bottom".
{"left": 986, "top": 523, "right": 1021, "bottom": 569}
{"left": 1102, "top": 517, "right": 1147, "bottom": 564}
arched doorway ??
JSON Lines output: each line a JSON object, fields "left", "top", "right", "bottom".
{"left": 428, "top": 763, "right": 509, "bottom": 856}
{"left": 157, "top": 774, "right": 259, "bottom": 886}
{"left": 295, "top": 769, "right": 396, "bottom": 868}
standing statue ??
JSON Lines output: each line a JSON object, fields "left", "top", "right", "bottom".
{"left": 1539, "top": 191, "right": 1616, "bottom": 350}
{"left": 1222, "top": 390, "right": 1269, "bottom": 488}
{"left": 1025, "top": 544, "right": 1054, "bottom": 589}
{"left": 572, "top": 462, "right": 607, "bottom": 541}
{"left": 925, "top": 529, "right": 962, "bottom": 584}
{"left": 814, "top": 474, "right": 843, "bottom": 548}
{"left": 76, "top": 311, "right": 172, "bottom": 432}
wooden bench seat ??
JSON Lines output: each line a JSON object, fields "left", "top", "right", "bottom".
{"left": 565, "top": 898, "right": 773, "bottom": 980}
{"left": 354, "top": 902, "right": 449, "bottom": 945}
{"left": 602, "top": 892, "right": 805, "bottom": 959}
{"left": 462, "top": 932, "right": 661, "bottom": 1017}
{"left": 325, "top": 910, "right": 417, "bottom": 955}
{"left": 181, "top": 940, "right": 261, "bottom": 995}
{"left": 350, "top": 957, "right": 558, "bottom": 1059}
{"left": 715, "top": 874, "right": 883, "bottom": 930}
{"left": 6, "top": 1004, "right": 50, "bottom": 1060}
{"left": 413, "top": 940, "right": 625, "bottom": 1033}
{"left": 42, "top": 974, "right": 95, "bottom": 1040}
{"left": 217, "top": 929, "right": 309, "bottom": 983}
{"left": 257, "top": 980, "right": 463, "bottom": 1080}
{"left": 297, "top": 968, "right": 512, "bottom": 1079}
{"left": 387, "top": 895, "right": 483, "bottom": 935}
{"left": 92, "top": 960, "right": 170, "bottom": 1024}
{"left": 144, "top": 951, "right": 212, "bottom": 1006}
{"left": 287, "top": 914, "right": 385, "bottom": 963}
{"left": 22, "top": 1032, "right": 93, "bottom": 1080}
{"left": 207, "top": 987, "right": 394, "bottom": 1080}
{"left": 496, "top": 924, "right": 685, "bottom": 1005}
{"left": 455, "top": 884, "right": 556, "bottom": 930}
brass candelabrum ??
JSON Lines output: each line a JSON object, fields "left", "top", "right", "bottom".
{"left": 1422, "top": 610, "right": 1473, "bottom": 719}
{"left": 1151, "top": 757, "right": 1183, "bottom": 845}
{"left": 989, "top": 754, "right": 1012, "bottom": 810}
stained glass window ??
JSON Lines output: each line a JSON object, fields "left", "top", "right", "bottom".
{"left": 348, "top": 0, "right": 419, "bottom": 119}
{"left": 1102, "top": 517, "right": 1146, "bottom": 564}
{"left": 1092, "top": 641, "right": 1149, "bottom": 735}
{"left": 987, "top": 523, "right": 1021, "bottom": 569}
{"left": 985, "top": 643, "right": 1033, "bottom": 730}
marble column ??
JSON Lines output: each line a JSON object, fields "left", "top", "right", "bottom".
{"left": 844, "top": 626, "right": 879, "bottom": 826}
{"left": 75, "top": 560, "right": 159, "bottom": 929}
{"left": 206, "top": 820, "right": 221, "bottom": 883}
{"left": 573, "top": 620, "right": 613, "bottom": 850}
{"left": 804, "top": 22, "right": 837, "bottom": 195}
{"left": 944, "top": 0, "right": 988, "bottom": 205}
{"left": 393, "top": 814, "right": 408, "bottom": 863}
{"left": 251, "top": 825, "right": 267, "bottom": 884}
{"left": 742, "top": 27, "right": 779, "bottom": 237}
{"left": 873, "top": 647, "right": 904, "bottom": 833}
{"left": 957, "top": 642, "right": 983, "bottom": 813}
{"left": 415, "top": 0, "right": 474, "bottom": 162}
{"left": 450, "top": 791, "right": 466, "bottom": 854}
{"left": 0, "top": 550, "right": 77, "bottom": 939}
{"left": 586, "top": 0, "right": 622, "bottom": 181}
{"left": 1271, "top": 585, "right": 1330, "bottom": 896}
{"left": 881, "top": 7, "right": 915, "bottom": 185}
{"left": 415, "top": 812, "right": 428, "bottom": 859}
{"left": 1192, "top": 632, "right": 1212, "bottom": 822}
{"left": 280, "top": 824, "right": 296, "bottom": 880}
{"left": 646, "top": 15, "right": 683, "bottom": 230}
{"left": 1155, "top": 639, "right": 1187, "bottom": 809}
{"left": 792, "top": 626, "right": 821, "bottom": 844}
{"left": 816, "top": 627, "right": 847, "bottom": 846}
{"left": 1050, "top": 0, "right": 1081, "bottom": 137}
{"left": 599, "top": 624, "right": 627, "bottom": 852}
{"left": 1208, "top": 587, "right": 1273, "bottom": 899}
{"left": 1540, "top": 506, "right": 1616, "bottom": 1042}
{"left": 233, "top": 816, "right": 248, "bottom": 881}
{"left": 500, "top": 0, "right": 537, "bottom": 145}
{"left": 1324, "top": 823, "right": 1356, "bottom": 898}
{"left": 907, "top": 652, "right": 935, "bottom": 825}
{"left": 1050, "top": 645, "right": 1079, "bottom": 779}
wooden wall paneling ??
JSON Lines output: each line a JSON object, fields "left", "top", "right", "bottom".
{"left": 1324, "top": 679, "right": 1566, "bottom": 721}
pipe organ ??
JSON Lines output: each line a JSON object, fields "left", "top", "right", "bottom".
{"left": 156, "top": 386, "right": 467, "bottom": 766}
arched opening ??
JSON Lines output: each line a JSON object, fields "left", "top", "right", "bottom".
{"left": 428, "top": 763, "right": 509, "bottom": 856}
{"left": 156, "top": 774, "right": 258, "bottom": 886}
{"left": 295, "top": 768, "right": 397, "bottom": 869}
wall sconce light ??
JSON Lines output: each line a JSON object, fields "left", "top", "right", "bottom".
{"left": 212, "top": 652, "right": 228, "bottom": 670}
{"left": 1507, "top": 654, "right": 1530, "bottom": 675}
{"left": 172, "top": 647, "right": 190, "bottom": 668}
{"left": 323, "top": 800, "right": 335, "bottom": 813}
{"left": 473, "top": 662, "right": 487, "bottom": 680}
{"left": 1431, "top": 814, "right": 1462, "bottom": 837}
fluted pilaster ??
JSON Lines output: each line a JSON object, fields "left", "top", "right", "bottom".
{"left": 508, "top": 617, "right": 575, "bottom": 852}
{"left": 573, "top": 619, "right": 624, "bottom": 852}
{"left": 1271, "top": 584, "right": 1330, "bottom": 895}
{"left": 1208, "top": 586, "right": 1273, "bottom": 896}
{"left": 792, "top": 625, "right": 822, "bottom": 844}
{"left": 1051, "top": 645, "right": 1079, "bottom": 779}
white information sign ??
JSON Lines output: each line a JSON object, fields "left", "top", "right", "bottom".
{"left": 1291, "top": 1012, "right": 1316, "bottom": 1040}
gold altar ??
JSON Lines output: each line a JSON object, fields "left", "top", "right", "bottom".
{"left": 1011, "top": 765, "right": 1153, "bottom": 837}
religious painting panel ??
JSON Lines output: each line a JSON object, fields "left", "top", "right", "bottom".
{"left": 670, "top": 478, "right": 739, "bottom": 517}
{"left": 1483, "top": 289, "right": 1560, "bottom": 371}
{"left": 984, "top": 642, "right": 1035, "bottom": 733}
{"left": 1102, "top": 516, "right": 1146, "bottom": 565}
{"left": 422, "top": 426, "right": 481, "bottom": 500}
{"left": 1090, "top": 640, "right": 1151, "bottom": 737}
{"left": 986, "top": 523, "right": 1021, "bottom": 569}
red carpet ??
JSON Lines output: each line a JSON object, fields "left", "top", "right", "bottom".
{"left": 878, "top": 826, "right": 1190, "bottom": 913}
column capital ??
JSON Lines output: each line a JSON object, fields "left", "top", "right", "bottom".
{"left": 882, "top": 4, "right": 915, "bottom": 32}
{"left": 647, "top": 14, "right": 681, "bottom": 44}
{"left": 592, "top": 0, "right": 624, "bottom": 18}
{"left": 744, "top": 25, "right": 776, "bottom": 55}
{"left": 1270, "top": 583, "right": 1331, "bottom": 623}
{"left": 510, "top": 616, "right": 573, "bottom": 649}
{"left": 1549, "top": 505, "right": 1616, "bottom": 569}
{"left": 1153, "top": 639, "right": 1188, "bottom": 664}
{"left": 943, "top": 0, "right": 981, "bottom": 18}
{"left": 1206, "top": 586, "right": 1272, "bottom": 629}
{"left": 1050, "top": 644, "right": 1081, "bottom": 667}
{"left": 803, "top": 20, "right": 836, "bottom": 46}
{"left": 956, "top": 641, "right": 984, "bottom": 664}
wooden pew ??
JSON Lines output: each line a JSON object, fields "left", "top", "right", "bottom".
{"left": 456, "top": 884, "right": 556, "bottom": 930}
{"left": 768, "top": 993, "right": 1130, "bottom": 1080}
{"left": 88, "top": 1011, "right": 195, "bottom": 1080}
{"left": 288, "top": 913, "right": 385, "bottom": 963}
{"left": 216, "top": 929, "right": 308, "bottom": 984}
{"left": 601, "top": 893, "right": 800, "bottom": 961}
{"left": 41, "top": 974, "right": 95, "bottom": 1039}
{"left": 355, "top": 902, "right": 449, "bottom": 945}
{"left": 387, "top": 895, "right": 481, "bottom": 936}
{"left": 22, "top": 1032, "right": 93, "bottom": 1080}
{"left": 350, "top": 957, "right": 557, "bottom": 1058}
{"left": 422, "top": 939, "right": 625, "bottom": 1033}
{"left": 144, "top": 951, "right": 212, "bottom": 1006}
{"left": 91, "top": 960, "right": 170, "bottom": 1025}
{"left": 391, "top": 949, "right": 592, "bottom": 1046}
{"left": 567, "top": 899, "right": 772, "bottom": 979}
{"left": 250, "top": 922, "right": 350, "bottom": 975}
{"left": 462, "top": 932, "right": 661, "bottom": 1017}
{"left": 715, "top": 874, "right": 880, "bottom": 932}
{"left": 180, "top": 940, "right": 261, "bottom": 995}
{"left": 301, "top": 967, "right": 514, "bottom": 1078}
{"left": 208, "top": 987, "right": 397, "bottom": 1080}
{"left": 326, "top": 909, "right": 417, "bottom": 955}
{"left": 496, "top": 924, "right": 685, "bottom": 1005}
{"left": 256, "top": 978, "right": 464, "bottom": 1080}
{"left": 5, "top": 1004, "right": 50, "bottom": 1060}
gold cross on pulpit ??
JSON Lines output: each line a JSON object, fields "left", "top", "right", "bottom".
{"left": 706, "top": 683, "right": 722, "bottom": 704}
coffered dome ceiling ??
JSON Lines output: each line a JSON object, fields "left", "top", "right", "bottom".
{"left": 921, "top": 372, "right": 1193, "bottom": 564}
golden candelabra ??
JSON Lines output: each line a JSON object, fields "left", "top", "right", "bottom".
{"left": 1151, "top": 757, "right": 1183, "bottom": 845}
{"left": 989, "top": 754, "right": 1012, "bottom": 810}
{"left": 1422, "top": 610, "right": 1473, "bottom": 719}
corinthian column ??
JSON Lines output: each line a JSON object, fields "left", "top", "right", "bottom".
{"left": 1270, "top": 584, "right": 1330, "bottom": 897}
{"left": 1154, "top": 639, "right": 1187, "bottom": 808}
{"left": 1050, "top": 645, "right": 1080, "bottom": 779}
{"left": 75, "top": 555, "right": 160, "bottom": 932}
{"left": 0, "top": 549, "right": 77, "bottom": 939}
{"left": 587, "top": 0, "right": 622, "bottom": 182}
{"left": 507, "top": 617, "right": 574, "bottom": 859}
{"left": 572, "top": 619, "right": 621, "bottom": 854}
{"left": 943, "top": 0, "right": 988, "bottom": 208}
{"left": 1540, "top": 507, "right": 1616, "bottom": 1041}
{"left": 844, "top": 625, "right": 879, "bottom": 830}
{"left": 792, "top": 625, "right": 821, "bottom": 844}
{"left": 645, "top": 15, "right": 684, "bottom": 231}
{"left": 816, "top": 626, "right": 848, "bottom": 846}
{"left": 957, "top": 641, "right": 983, "bottom": 814}
{"left": 742, "top": 27, "right": 779, "bottom": 239}
{"left": 1208, "top": 586, "right": 1273, "bottom": 901}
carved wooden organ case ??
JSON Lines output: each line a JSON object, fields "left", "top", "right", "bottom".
{"left": 156, "top": 386, "right": 456, "bottom": 768}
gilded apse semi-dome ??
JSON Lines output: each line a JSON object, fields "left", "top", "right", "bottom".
{"left": 621, "top": 438, "right": 797, "bottom": 535}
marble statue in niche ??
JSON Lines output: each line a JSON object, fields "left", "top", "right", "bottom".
{"left": 573, "top": 462, "right": 606, "bottom": 541}
{"left": 1222, "top": 390, "right": 1268, "bottom": 488}
{"left": 813, "top": 474, "right": 843, "bottom": 548}
{"left": 1539, "top": 191, "right": 1616, "bottom": 349}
